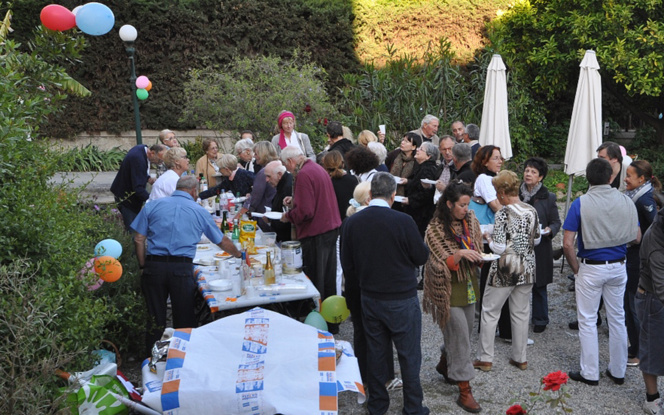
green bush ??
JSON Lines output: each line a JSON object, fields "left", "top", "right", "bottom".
{"left": 58, "top": 144, "right": 127, "bottom": 172}
{"left": 0, "top": 11, "right": 146, "bottom": 410}
{"left": 181, "top": 54, "right": 338, "bottom": 152}
{"left": 8, "top": 0, "right": 358, "bottom": 139}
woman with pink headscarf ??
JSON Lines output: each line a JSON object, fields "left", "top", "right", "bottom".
{"left": 270, "top": 110, "right": 316, "bottom": 161}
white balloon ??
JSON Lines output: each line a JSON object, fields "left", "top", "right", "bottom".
{"left": 72, "top": 5, "right": 83, "bottom": 15}
{"left": 118, "top": 24, "right": 137, "bottom": 42}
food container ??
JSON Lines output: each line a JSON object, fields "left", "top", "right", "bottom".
{"left": 281, "top": 241, "right": 303, "bottom": 274}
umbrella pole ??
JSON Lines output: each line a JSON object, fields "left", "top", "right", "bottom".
{"left": 560, "top": 175, "right": 575, "bottom": 272}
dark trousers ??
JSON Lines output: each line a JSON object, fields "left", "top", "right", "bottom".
{"left": 300, "top": 228, "right": 338, "bottom": 300}
{"left": 349, "top": 308, "right": 395, "bottom": 384}
{"left": 362, "top": 295, "right": 429, "bottom": 415}
{"left": 141, "top": 261, "right": 197, "bottom": 355}
{"left": 624, "top": 284, "right": 640, "bottom": 357}
{"left": 116, "top": 199, "right": 139, "bottom": 232}
{"left": 531, "top": 284, "right": 550, "bottom": 326}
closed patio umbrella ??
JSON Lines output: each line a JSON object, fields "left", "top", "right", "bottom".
{"left": 563, "top": 50, "right": 602, "bottom": 218}
{"left": 479, "top": 54, "right": 512, "bottom": 159}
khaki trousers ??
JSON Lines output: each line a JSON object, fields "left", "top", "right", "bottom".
{"left": 479, "top": 283, "right": 533, "bottom": 363}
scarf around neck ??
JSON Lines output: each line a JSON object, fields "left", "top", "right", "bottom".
{"left": 277, "top": 111, "right": 296, "bottom": 149}
{"left": 520, "top": 182, "right": 542, "bottom": 203}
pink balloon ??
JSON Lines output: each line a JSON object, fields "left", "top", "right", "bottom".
{"left": 78, "top": 258, "right": 104, "bottom": 291}
{"left": 136, "top": 75, "right": 150, "bottom": 89}
{"left": 40, "top": 4, "right": 76, "bottom": 31}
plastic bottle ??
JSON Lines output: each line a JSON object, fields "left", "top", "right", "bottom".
{"left": 231, "top": 218, "right": 241, "bottom": 250}
{"left": 220, "top": 190, "right": 228, "bottom": 212}
{"left": 199, "top": 173, "right": 208, "bottom": 194}
{"left": 230, "top": 259, "right": 242, "bottom": 297}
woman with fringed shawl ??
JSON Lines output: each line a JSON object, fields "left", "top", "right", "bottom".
{"left": 423, "top": 181, "right": 483, "bottom": 413}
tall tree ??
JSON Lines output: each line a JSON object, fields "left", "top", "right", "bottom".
{"left": 489, "top": 0, "right": 664, "bottom": 143}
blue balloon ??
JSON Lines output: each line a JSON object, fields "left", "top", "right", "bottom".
{"left": 303, "top": 311, "right": 328, "bottom": 331}
{"left": 94, "top": 239, "right": 122, "bottom": 259}
{"left": 75, "top": 3, "right": 115, "bottom": 36}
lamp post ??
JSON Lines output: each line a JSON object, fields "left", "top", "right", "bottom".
{"left": 119, "top": 24, "right": 142, "bottom": 145}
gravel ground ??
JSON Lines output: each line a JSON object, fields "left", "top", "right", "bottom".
{"left": 121, "top": 203, "right": 663, "bottom": 414}
{"left": 336, "top": 264, "right": 662, "bottom": 414}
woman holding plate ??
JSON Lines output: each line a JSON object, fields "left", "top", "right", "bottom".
{"left": 519, "top": 157, "right": 561, "bottom": 333}
{"left": 474, "top": 170, "right": 540, "bottom": 372}
{"left": 423, "top": 181, "right": 483, "bottom": 413}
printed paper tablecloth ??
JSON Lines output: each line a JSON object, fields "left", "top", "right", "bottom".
{"left": 142, "top": 307, "right": 363, "bottom": 414}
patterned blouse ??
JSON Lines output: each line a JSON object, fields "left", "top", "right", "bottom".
{"left": 488, "top": 201, "right": 540, "bottom": 287}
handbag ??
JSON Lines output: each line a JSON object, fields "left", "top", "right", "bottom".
{"left": 469, "top": 197, "right": 495, "bottom": 225}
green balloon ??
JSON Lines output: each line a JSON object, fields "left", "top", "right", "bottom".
{"left": 136, "top": 88, "right": 149, "bottom": 100}
{"left": 320, "top": 295, "right": 350, "bottom": 324}
{"left": 304, "top": 311, "right": 328, "bottom": 331}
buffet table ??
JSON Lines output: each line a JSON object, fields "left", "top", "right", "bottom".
{"left": 193, "top": 240, "right": 320, "bottom": 320}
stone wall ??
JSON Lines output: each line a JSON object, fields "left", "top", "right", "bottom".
{"left": 49, "top": 129, "right": 238, "bottom": 153}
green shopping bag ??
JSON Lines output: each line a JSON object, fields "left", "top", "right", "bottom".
{"left": 67, "top": 374, "right": 129, "bottom": 415}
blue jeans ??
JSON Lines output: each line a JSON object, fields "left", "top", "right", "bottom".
{"left": 361, "top": 295, "right": 429, "bottom": 415}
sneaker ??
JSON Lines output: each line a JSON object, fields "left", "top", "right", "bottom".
{"left": 627, "top": 357, "right": 640, "bottom": 367}
{"left": 643, "top": 398, "right": 662, "bottom": 415}
{"left": 385, "top": 377, "right": 403, "bottom": 391}
{"left": 503, "top": 338, "right": 535, "bottom": 345}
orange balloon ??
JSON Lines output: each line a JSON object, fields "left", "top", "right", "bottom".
{"left": 145, "top": 81, "right": 152, "bottom": 92}
{"left": 94, "top": 256, "right": 123, "bottom": 283}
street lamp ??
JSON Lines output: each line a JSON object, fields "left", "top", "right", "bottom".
{"left": 119, "top": 24, "right": 142, "bottom": 145}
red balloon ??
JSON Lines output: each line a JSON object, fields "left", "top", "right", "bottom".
{"left": 40, "top": 4, "right": 76, "bottom": 31}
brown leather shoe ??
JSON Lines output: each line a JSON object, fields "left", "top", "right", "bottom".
{"left": 472, "top": 360, "right": 492, "bottom": 372}
{"left": 457, "top": 381, "right": 482, "bottom": 413}
{"left": 435, "top": 353, "right": 457, "bottom": 384}
{"left": 509, "top": 358, "right": 527, "bottom": 370}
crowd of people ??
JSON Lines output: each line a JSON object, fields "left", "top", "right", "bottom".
{"left": 110, "top": 116, "right": 664, "bottom": 415}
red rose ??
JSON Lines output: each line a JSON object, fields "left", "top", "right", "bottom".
{"left": 304, "top": 104, "right": 311, "bottom": 113}
{"left": 506, "top": 404, "right": 527, "bottom": 415}
{"left": 542, "top": 370, "right": 569, "bottom": 391}
{"left": 323, "top": 118, "right": 328, "bottom": 126}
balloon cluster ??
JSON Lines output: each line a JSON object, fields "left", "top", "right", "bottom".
{"left": 136, "top": 75, "right": 152, "bottom": 100}
{"left": 79, "top": 238, "right": 124, "bottom": 291}
{"left": 40, "top": 3, "right": 115, "bottom": 36}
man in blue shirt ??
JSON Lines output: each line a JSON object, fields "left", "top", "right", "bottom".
{"left": 563, "top": 158, "right": 639, "bottom": 386}
{"left": 131, "top": 175, "right": 241, "bottom": 354}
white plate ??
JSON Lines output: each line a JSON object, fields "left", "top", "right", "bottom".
{"left": 251, "top": 212, "right": 265, "bottom": 218}
{"left": 421, "top": 179, "right": 437, "bottom": 185}
{"left": 194, "top": 258, "right": 214, "bottom": 266}
{"left": 264, "top": 211, "right": 283, "bottom": 220}
{"left": 482, "top": 254, "right": 500, "bottom": 262}
{"left": 208, "top": 279, "right": 232, "bottom": 291}
{"left": 540, "top": 228, "right": 550, "bottom": 235}
{"left": 197, "top": 244, "right": 210, "bottom": 250}
{"left": 394, "top": 195, "right": 405, "bottom": 203}
{"left": 392, "top": 175, "right": 403, "bottom": 183}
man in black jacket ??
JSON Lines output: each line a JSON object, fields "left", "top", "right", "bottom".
{"left": 111, "top": 144, "right": 166, "bottom": 230}
{"left": 340, "top": 172, "right": 430, "bottom": 415}
{"left": 326, "top": 121, "right": 355, "bottom": 161}
{"left": 263, "top": 160, "right": 293, "bottom": 242}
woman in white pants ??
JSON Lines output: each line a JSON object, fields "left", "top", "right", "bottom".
{"left": 473, "top": 170, "right": 541, "bottom": 372}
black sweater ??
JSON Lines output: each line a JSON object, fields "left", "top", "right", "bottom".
{"left": 340, "top": 205, "right": 429, "bottom": 304}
